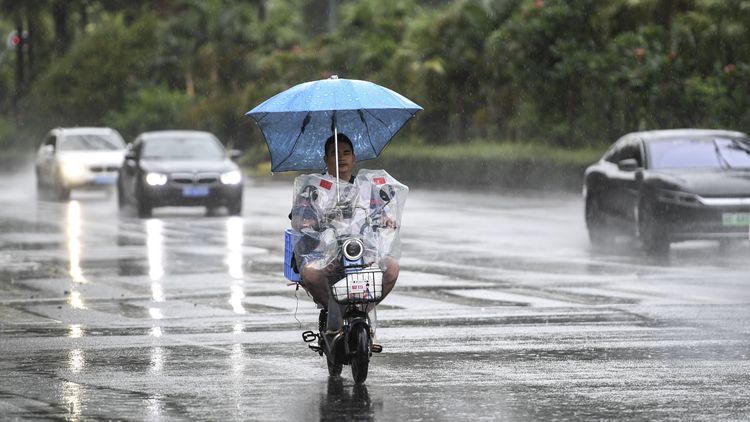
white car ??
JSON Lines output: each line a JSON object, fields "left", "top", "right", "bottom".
{"left": 35, "top": 127, "right": 126, "bottom": 200}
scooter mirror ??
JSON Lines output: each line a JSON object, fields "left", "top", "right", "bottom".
{"left": 379, "top": 185, "right": 395, "bottom": 203}
{"left": 299, "top": 185, "right": 318, "bottom": 202}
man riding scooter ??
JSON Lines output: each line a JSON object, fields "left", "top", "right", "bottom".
{"left": 291, "top": 133, "right": 401, "bottom": 312}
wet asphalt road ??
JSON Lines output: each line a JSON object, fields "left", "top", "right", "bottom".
{"left": 1, "top": 163, "right": 749, "bottom": 421}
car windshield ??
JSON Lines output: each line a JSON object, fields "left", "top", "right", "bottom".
{"left": 141, "top": 135, "right": 225, "bottom": 160}
{"left": 648, "top": 136, "right": 750, "bottom": 169}
{"left": 59, "top": 134, "right": 125, "bottom": 151}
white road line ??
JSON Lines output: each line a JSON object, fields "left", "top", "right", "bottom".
{"left": 445, "top": 289, "right": 578, "bottom": 307}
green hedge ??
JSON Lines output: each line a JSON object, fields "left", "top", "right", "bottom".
{"left": 248, "top": 142, "right": 605, "bottom": 192}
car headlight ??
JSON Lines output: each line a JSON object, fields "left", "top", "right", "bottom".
{"left": 656, "top": 189, "right": 701, "bottom": 206}
{"left": 220, "top": 170, "right": 242, "bottom": 185}
{"left": 61, "top": 162, "right": 87, "bottom": 180}
{"left": 145, "top": 172, "right": 168, "bottom": 186}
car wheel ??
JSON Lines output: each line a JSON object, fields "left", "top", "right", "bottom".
{"left": 52, "top": 171, "right": 70, "bottom": 201}
{"left": 135, "top": 182, "right": 152, "bottom": 218}
{"left": 117, "top": 184, "right": 126, "bottom": 211}
{"left": 638, "top": 199, "right": 670, "bottom": 256}
{"left": 137, "top": 199, "right": 152, "bottom": 218}
{"left": 718, "top": 239, "right": 740, "bottom": 253}
{"left": 585, "top": 194, "right": 614, "bottom": 247}
{"left": 227, "top": 198, "right": 242, "bottom": 216}
{"left": 136, "top": 192, "right": 152, "bottom": 218}
{"left": 35, "top": 173, "right": 48, "bottom": 201}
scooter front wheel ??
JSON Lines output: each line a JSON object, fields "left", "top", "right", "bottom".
{"left": 321, "top": 311, "right": 342, "bottom": 377}
{"left": 350, "top": 324, "right": 370, "bottom": 384}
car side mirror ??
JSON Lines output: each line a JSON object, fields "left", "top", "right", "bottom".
{"left": 635, "top": 169, "right": 644, "bottom": 183}
{"left": 229, "top": 149, "right": 242, "bottom": 160}
{"left": 41, "top": 144, "right": 55, "bottom": 154}
{"left": 124, "top": 150, "right": 137, "bottom": 162}
{"left": 617, "top": 158, "right": 639, "bottom": 172}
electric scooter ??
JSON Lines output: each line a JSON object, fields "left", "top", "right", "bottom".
{"left": 285, "top": 174, "right": 405, "bottom": 384}
{"left": 302, "top": 240, "right": 383, "bottom": 384}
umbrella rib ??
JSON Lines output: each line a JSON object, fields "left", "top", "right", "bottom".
{"left": 362, "top": 108, "right": 398, "bottom": 136}
{"left": 252, "top": 111, "right": 269, "bottom": 123}
{"left": 362, "top": 108, "right": 419, "bottom": 158}
{"left": 362, "top": 108, "right": 398, "bottom": 139}
{"left": 275, "top": 113, "right": 312, "bottom": 171}
{"left": 357, "top": 109, "right": 378, "bottom": 157}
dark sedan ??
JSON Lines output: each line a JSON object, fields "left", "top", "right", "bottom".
{"left": 583, "top": 129, "right": 750, "bottom": 255}
{"left": 117, "top": 130, "right": 244, "bottom": 218}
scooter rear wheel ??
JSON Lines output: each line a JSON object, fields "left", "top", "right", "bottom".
{"left": 351, "top": 324, "right": 370, "bottom": 384}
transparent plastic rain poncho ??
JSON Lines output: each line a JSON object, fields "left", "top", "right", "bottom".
{"left": 290, "top": 169, "right": 408, "bottom": 272}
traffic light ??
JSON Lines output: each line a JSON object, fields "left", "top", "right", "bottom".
{"left": 6, "top": 31, "right": 23, "bottom": 49}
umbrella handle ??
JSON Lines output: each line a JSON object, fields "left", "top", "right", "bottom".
{"left": 334, "top": 124, "right": 340, "bottom": 204}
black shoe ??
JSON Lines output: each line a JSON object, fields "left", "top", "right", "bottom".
{"left": 318, "top": 309, "right": 327, "bottom": 332}
{"left": 318, "top": 309, "right": 327, "bottom": 347}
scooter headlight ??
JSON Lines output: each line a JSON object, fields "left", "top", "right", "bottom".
{"left": 342, "top": 238, "right": 364, "bottom": 261}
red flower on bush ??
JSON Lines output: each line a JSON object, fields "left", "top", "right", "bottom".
{"left": 634, "top": 47, "right": 646, "bottom": 59}
{"left": 534, "top": 0, "right": 544, "bottom": 8}
{"left": 724, "top": 64, "right": 736, "bottom": 73}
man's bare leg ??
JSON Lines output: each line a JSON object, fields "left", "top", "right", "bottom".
{"left": 301, "top": 266, "right": 330, "bottom": 308}
{"left": 380, "top": 257, "right": 400, "bottom": 300}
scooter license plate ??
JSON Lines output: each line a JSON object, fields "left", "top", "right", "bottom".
{"left": 348, "top": 281, "right": 374, "bottom": 300}
{"left": 349, "top": 281, "right": 369, "bottom": 294}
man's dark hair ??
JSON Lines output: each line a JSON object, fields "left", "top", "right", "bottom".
{"left": 324, "top": 133, "right": 354, "bottom": 156}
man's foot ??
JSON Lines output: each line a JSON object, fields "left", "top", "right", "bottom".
{"left": 318, "top": 309, "right": 327, "bottom": 347}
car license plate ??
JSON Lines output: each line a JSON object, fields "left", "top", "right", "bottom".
{"left": 94, "top": 174, "right": 116, "bottom": 185}
{"left": 182, "top": 185, "right": 209, "bottom": 197}
{"left": 722, "top": 212, "right": 750, "bottom": 226}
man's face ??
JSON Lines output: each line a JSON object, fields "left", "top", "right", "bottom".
{"left": 325, "top": 141, "right": 355, "bottom": 178}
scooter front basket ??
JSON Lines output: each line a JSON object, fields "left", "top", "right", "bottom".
{"left": 331, "top": 269, "right": 383, "bottom": 304}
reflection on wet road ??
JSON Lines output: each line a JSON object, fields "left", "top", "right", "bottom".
{"left": 0, "top": 163, "right": 749, "bottom": 420}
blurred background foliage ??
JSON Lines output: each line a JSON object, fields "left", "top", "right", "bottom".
{"left": 1, "top": 0, "right": 748, "bottom": 160}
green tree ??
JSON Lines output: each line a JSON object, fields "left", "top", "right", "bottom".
{"left": 405, "top": 0, "right": 497, "bottom": 143}
{"left": 23, "top": 13, "right": 158, "bottom": 131}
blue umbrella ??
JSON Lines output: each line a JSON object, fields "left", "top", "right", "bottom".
{"left": 246, "top": 75, "right": 422, "bottom": 173}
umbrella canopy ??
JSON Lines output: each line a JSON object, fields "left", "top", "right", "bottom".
{"left": 246, "top": 76, "right": 422, "bottom": 172}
